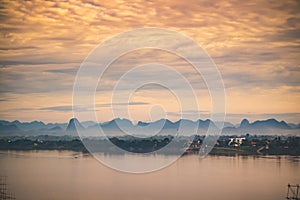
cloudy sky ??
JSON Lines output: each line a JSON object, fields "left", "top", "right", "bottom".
{"left": 0, "top": 0, "right": 299, "bottom": 123}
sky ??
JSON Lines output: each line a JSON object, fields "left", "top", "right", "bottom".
{"left": 0, "top": 0, "right": 299, "bottom": 124}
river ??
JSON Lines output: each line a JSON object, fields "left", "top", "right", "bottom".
{"left": 0, "top": 151, "right": 299, "bottom": 200}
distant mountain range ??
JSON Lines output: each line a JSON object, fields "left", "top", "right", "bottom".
{"left": 221, "top": 118, "right": 296, "bottom": 134}
{"left": 0, "top": 118, "right": 299, "bottom": 136}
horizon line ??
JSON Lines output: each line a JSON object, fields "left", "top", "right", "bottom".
{"left": 1, "top": 116, "right": 299, "bottom": 125}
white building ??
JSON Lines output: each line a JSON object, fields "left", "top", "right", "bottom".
{"left": 228, "top": 137, "right": 246, "bottom": 147}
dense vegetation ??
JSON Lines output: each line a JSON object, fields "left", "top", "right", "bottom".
{"left": 0, "top": 135, "right": 299, "bottom": 156}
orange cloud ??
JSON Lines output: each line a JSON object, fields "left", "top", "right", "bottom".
{"left": 0, "top": 0, "right": 299, "bottom": 123}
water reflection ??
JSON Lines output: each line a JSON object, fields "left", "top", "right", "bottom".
{"left": 0, "top": 151, "right": 299, "bottom": 200}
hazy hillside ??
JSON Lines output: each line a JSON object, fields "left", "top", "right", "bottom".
{"left": 0, "top": 118, "right": 299, "bottom": 137}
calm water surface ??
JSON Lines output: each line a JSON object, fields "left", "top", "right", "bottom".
{"left": 0, "top": 151, "right": 299, "bottom": 200}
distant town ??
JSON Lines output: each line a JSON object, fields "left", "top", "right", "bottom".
{"left": 0, "top": 134, "right": 299, "bottom": 156}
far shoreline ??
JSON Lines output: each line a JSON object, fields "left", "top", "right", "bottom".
{"left": 1, "top": 134, "right": 299, "bottom": 156}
